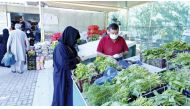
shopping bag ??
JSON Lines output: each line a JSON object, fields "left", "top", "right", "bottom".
{"left": 1, "top": 52, "right": 16, "bottom": 66}
{"left": 118, "top": 60, "right": 130, "bottom": 69}
{"left": 94, "top": 66, "right": 118, "bottom": 85}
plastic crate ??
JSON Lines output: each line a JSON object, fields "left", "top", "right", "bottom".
{"left": 128, "top": 84, "right": 168, "bottom": 103}
{"left": 144, "top": 58, "right": 166, "bottom": 69}
{"left": 27, "top": 52, "right": 37, "bottom": 70}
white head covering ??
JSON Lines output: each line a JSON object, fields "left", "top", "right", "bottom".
{"left": 15, "top": 23, "right": 21, "bottom": 30}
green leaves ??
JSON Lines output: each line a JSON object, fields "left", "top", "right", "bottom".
{"left": 151, "top": 89, "right": 189, "bottom": 106}
{"left": 85, "top": 83, "right": 118, "bottom": 106}
{"left": 142, "top": 41, "right": 190, "bottom": 61}
{"left": 74, "top": 63, "right": 97, "bottom": 81}
{"left": 161, "top": 40, "right": 190, "bottom": 51}
{"left": 115, "top": 65, "right": 163, "bottom": 97}
{"left": 129, "top": 97, "right": 155, "bottom": 106}
{"left": 161, "top": 70, "right": 190, "bottom": 91}
{"left": 170, "top": 53, "right": 190, "bottom": 69}
{"left": 130, "top": 89, "right": 190, "bottom": 106}
{"left": 94, "top": 56, "right": 118, "bottom": 73}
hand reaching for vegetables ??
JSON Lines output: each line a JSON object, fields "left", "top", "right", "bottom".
{"left": 113, "top": 53, "right": 123, "bottom": 59}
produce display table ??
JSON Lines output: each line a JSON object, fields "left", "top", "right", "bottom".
{"left": 73, "top": 80, "right": 87, "bottom": 106}
{"left": 74, "top": 55, "right": 166, "bottom": 106}
{"left": 78, "top": 40, "right": 136, "bottom": 61}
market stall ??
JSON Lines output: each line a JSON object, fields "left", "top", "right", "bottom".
{"left": 73, "top": 40, "right": 190, "bottom": 106}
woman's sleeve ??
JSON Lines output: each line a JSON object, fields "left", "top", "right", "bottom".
{"left": 68, "top": 56, "right": 80, "bottom": 70}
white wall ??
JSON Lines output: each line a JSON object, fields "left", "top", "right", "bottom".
{"left": 0, "top": 4, "right": 106, "bottom": 33}
{"left": 42, "top": 7, "right": 105, "bottom": 33}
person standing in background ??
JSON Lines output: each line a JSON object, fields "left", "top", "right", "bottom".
{"left": 35, "top": 23, "right": 41, "bottom": 43}
{"left": 20, "top": 18, "right": 26, "bottom": 31}
{"left": 26, "top": 29, "right": 35, "bottom": 46}
{"left": 7, "top": 24, "right": 30, "bottom": 74}
{"left": 0, "top": 29, "right": 10, "bottom": 67}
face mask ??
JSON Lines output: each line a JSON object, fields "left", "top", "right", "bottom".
{"left": 110, "top": 34, "right": 118, "bottom": 40}
{"left": 27, "top": 30, "right": 30, "bottom": 34}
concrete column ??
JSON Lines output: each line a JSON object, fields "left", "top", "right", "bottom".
{"left": 104, "top": 11, "right": 108, "bottom": 29}
{"left": 39, "top": 1, "right": 45, "bottom": 42}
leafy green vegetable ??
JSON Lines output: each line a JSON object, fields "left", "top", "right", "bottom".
{"left": 141, "top": 41, "right": 190, "bottom": 61}
{"left": 161, "top": 70, "right": 190, "bottom": 90}
{"left": 161, "top": 40, "right": 190, "bottom": 51}
{"left": 129, "top": 97, "right": 155, "bottom": 106}
{"left": 115, "top": 65, "right": 163, "bottom": 97}
{"left": 94, "top": 56, "right": 118, "bottom": 73}
{"left": 130, "top": 89, "right": 190, "bottom": 106}
{"left": 169, "top": 53, "right": 190, "bottom": 69}
{"left": 85, "top": 83, "right": 118, "bottom": 106}
{"left": 141, "top": 48, "right": 166, "bottom": 60}
{"left": 111, "top": 84, "right": 130, "bottom": 103}
{"left": 151, "top": 89, "right": 190, "bottom": 106}
{"left": 102, "top": 101, "right": 127, "bottom": 106}
{"left": 74, "top": 63, "right": 98, "bottom": 81}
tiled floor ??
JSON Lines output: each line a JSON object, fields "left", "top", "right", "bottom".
{"left": 0, "top": 60, "right": 87, "bottom": 106}
{"left": 0, "top": 67, "right": 38, "bottom": 106}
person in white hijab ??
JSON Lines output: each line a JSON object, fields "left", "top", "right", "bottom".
{"left": 7, "top": 23, "right": 30, "bottom": 74}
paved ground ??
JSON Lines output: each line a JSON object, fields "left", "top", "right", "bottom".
{"left": 0, "top": 60, "right": 86, "bottom": 106}
{"left": 0, "top": 67, "right": 38, "bottom": 106}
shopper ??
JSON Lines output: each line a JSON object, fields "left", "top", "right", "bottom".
{"left": 7, "top": 24, "right": 30, "bottom": 74}
{"left": 97, "top": 23, "right": 129, "bottom": 60}
{"left": 0, "top": 29, "right": 10, "bottom": 67}
{"left": 52, "top": 26, "right": 81, "bottom": 106}
{"left": 20, "top": 18, "right": 26, "bottom": 31}
{"left": 26, "top": 29, "right": 35, "bottom": 46}
{"left": 35, "top": 24, "right": 41, "bottom": 43}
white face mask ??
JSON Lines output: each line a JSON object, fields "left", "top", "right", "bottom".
{"left": 110, "top": 34, "right": 118, "bottom": 40}
{"left": 27, "top": 30, "right": 30, "bottom": 34}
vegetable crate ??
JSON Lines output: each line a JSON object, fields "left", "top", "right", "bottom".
{"left": 128, "top": 84, "right": 168, "bottom": 103}
{"left": 27, "top": 51, "right": 37, "bottom": 70}
{"left": 141, "top": 56, "right": 167, "bottom": 68}
{"left": 77, "top": 73, "right": 104, "bottom": 92}
{"left": 141, "top": 84, "right": 168, "bottom": 98}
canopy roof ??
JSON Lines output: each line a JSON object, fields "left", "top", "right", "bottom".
{"left": 43, "top": 1, "right": 148, "bottom": 12}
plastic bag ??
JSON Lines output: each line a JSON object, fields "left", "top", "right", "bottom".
{"left": 94, "top": 76, "right": 109, "bottom": 85}
{"left": 118, "top": 60, "right": 130, "bottom": 69}
{"left": 1, "top": 52, "right": 16, "bottom": 66}
{"left": 94, "top": 66, "right": 118, "bottom": 85}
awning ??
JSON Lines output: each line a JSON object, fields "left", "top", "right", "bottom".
{"left": 36, "top": 1, "right": 149, "bottom": 12}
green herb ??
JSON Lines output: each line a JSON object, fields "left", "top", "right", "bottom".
{"left": 74, "top": 63, "right": 97, "bottom": 81}
{"left": 129, "top": 97, "right": 155, "bottom": 106}
{"left": 169, "top": 53, "right": 190, "bottom": 69}
{"left": 85, "top": 83, "right": 118, "bottom": 106}
{"left": 94, "top": 56, "right": 118, "bottom": 73}
{"left": 161, "top": 70, "right": 190, "bottom": 90}
{"left": 151, "top": 89, "right": 190, "bottom": 106}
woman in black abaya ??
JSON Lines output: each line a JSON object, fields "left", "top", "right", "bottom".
{"left": 52, "top": 26, "right": 81, "bottom": 106}
{"left": 0, "top": 29, "right": 10, "bottom": 67}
